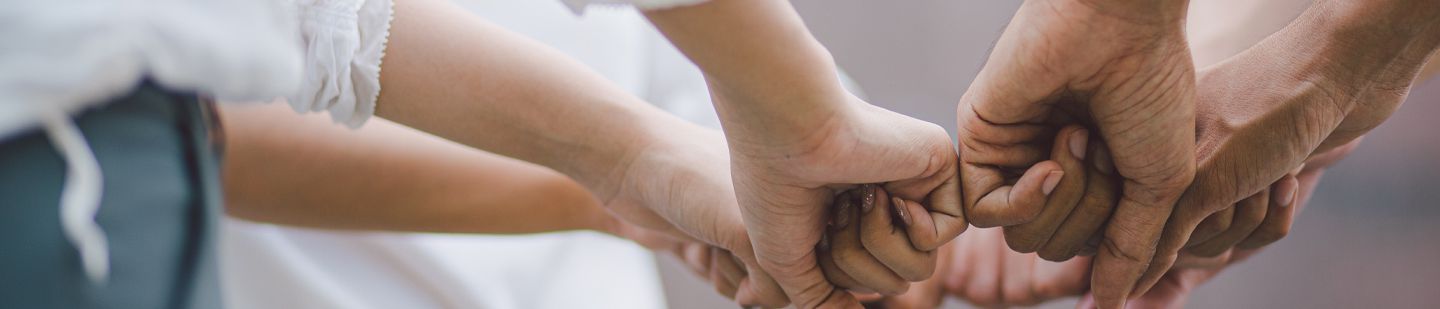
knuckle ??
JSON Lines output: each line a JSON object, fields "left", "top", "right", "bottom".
{"left": 1037, "top": 246, "right": 1075, "bottom": 262}
{"left": 1100, "top": 237, "right": 1149, "bottom": 264}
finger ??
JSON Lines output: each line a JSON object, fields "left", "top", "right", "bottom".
{"left": 1187, "top": 189, "right": 1269, "bottom": 257}
{"left": 1038, "top": 145, "right": 1120, "bottom": 261}
{"left": 1236, "top": 174, "right": 1300, "bottom": 249}
{"left": 681, "top": 242, "right": 712, "bottom": 277}
{"left": 882, "top": 243, "right": 952, "bottom": 309}
{"left": 861, "top": 188, "right": 938, "bottom": 281}
{"left": 710, "top": 251, "right": 740, "bottom": 300}
{"left": 961, "top": 160, "right": 1065, "bottom": 227}
{"left": 1185, "top": 206, "right": 1234, "bottom": 247}
{"left": 1126, "top": 205, "right": 1210, "bottom": 303}
{"left": 1005, "top": 126, "right": 1091, "bottom": 253}
{"left": 1173, "top": 249, "right": 1233, "bottom": 269}
{"left": 832, "top": 189, "right": 910, "bottom": 295}
{"left": 959, "top": 137, "right": 1048, "bottom": 167}
{"left": 712, "top": 248, "right": 746, "bottom": 298}
{"left": 819, "top": 230, "right": 871, "bottom": 293}
{"left": 959, "top": 103, "right": 1051, "bottom": 145}
{"left": 1090, "top": 185, "right": 1188, "bottom": 309}
{"left": 736, "top": 264, "right": 792, "bottom": 308}
{"left": 898, "top": 168, "right": 967, "bottom": 251}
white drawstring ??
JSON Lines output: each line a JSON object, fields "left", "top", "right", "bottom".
{"left": 40, "top": 109, "right": 109, "bottom": 285}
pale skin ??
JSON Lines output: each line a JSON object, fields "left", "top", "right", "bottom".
{"left": 247, "top": 0, "right": 797, "bottom": 304}
{"left": 219, "top": 103, "right": 745, "bottom": 295}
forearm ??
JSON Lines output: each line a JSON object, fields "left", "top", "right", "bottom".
{"left": 221, "top": 104, "right": 613, "bottom": 234}
{"left": 1302, "top": 0, "right": 1440, "bottom": 90}
{"left": 1293, "top": 0, "right": 1440, "bottom": 149}
{"left": 643, "top": 0, "right": 849, "bottom": 144}
{"left": 371, "top": 3, "right": 699, "bottom": 202}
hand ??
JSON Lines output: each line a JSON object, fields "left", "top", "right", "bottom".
{"left": 955, "top": 0, "right": 1197, "bottom": 306}
{"left": 728, "top": 95, "right": 965, "bottom": 308}
{"left": 1132, "top": 0, "right": 1440, "bottom": 291}
{"left": 844, "top": 127, "right": 1112, "bottom": 308}
{"left": 1077, "top": 147, "right": 1348, "bottom": 308}
{"left": 603, "top": 126, "right": 790, "bottom": 307}
{"left": 816, "top": 185, "right": 938, "bottom": 296}
{"left": 601, "top": 213, "right": 754, "bottom": 300}
{"left": 643, "top": 0, "right": 964, "bottom": 306}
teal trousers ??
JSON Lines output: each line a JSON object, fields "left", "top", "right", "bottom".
{"left": 0, "top": 83, "right": 224, "bottom": 309}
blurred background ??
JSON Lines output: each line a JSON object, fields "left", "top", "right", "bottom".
{"left": 651, "top": 1, "right": 1440, "bottom": 308}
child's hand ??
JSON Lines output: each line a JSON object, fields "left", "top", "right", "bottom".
{"left": 816, "top": 185, "right": 937, "bottom": 296}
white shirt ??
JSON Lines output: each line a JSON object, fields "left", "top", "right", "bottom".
{"left": 0, "top": 0, "right": 302, "bottom": 283}
{"left": 221, "top": 1, "right": 718, "bottom": 309}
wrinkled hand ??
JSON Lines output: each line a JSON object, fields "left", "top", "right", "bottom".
{"left": 1131, "top": 3, "right": 1428, "bottom": 290}
{"left": 1079, "top": 146, "right": 1350, "bottom": 308}
{"left": 727, "top": 94, "right": 965, "bottom": 308}
{"left": 956, "top": 0, "right": 1197, "bottom": 306}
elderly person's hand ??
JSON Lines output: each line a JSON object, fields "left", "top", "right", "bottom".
{"left": 1133, "top": 0, "right": 1440, "bottom": 293}
{"left": 1078, "top": 143, "right": 1354, "bottom": 308}
{"left": 866, "top": 137, "right": 1355, "bottom": 309}
{"left": 955, "top": 0, "right": 1198, "bottom": 306}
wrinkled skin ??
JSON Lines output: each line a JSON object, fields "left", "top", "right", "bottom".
{"left": 1132, "top": 9, "right": 1432, "bottom": 290}
{"left": 954, "top": 0, "right": 1198, "bottom": 306}
{"left": 868, "top": 141, "right": 1356, "bottom": 309}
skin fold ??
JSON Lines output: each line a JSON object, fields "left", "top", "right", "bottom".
{"left": 863, "top": 141, "right": 1355, "bottom": 309}
{"left": 953, "top": 0, "right": 1198, "bottom": 306}
{"left": 1133, "top": 0, "right": 1440, "bottom": 295}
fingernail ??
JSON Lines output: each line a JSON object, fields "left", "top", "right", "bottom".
{"left": 1277, "top": 184, "right": 1298, "bottom": 208}
{"left": 835, "top": 195, "right": 854, "bottom": 229}
{"left": 1070, "top": 129, "right": 1088, "bottom": 160}
{"left": 1042, "top": 171, "right": 1064, "bottom": 196}
{"left": 1093, "top": 148, "right": 1115, "bottom": 174}
{"left": 861, "top": 185, "right": 878, "bottom": 213}
{"left": 892, "top": 196, "right": 913, "bottom": 226}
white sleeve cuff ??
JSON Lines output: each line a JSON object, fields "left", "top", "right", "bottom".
{"left": 559, "top": 0, "right": 710, "bottom": 15}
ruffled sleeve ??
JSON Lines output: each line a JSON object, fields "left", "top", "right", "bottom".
{"left": 288, "top": 0, "right": 392, "bottom": 129}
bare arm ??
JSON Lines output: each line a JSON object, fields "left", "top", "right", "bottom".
{"left": 221, "top": 103, "right": 612, "bottom": 235}
{"left": 640, "top": 2, "right": 968, "bottom": 307}
{"left": 1188, "top": 0, "right": 1440, "bottom": 80}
